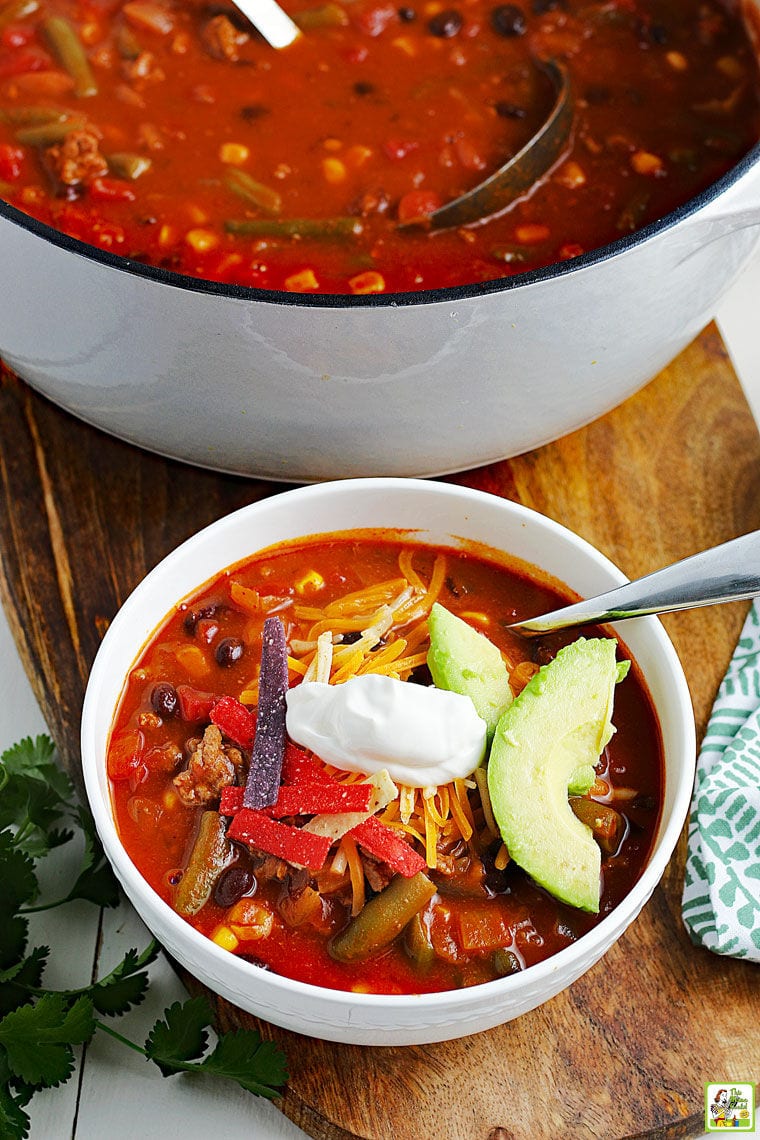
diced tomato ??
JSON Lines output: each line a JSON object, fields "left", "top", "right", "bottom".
{"left": 228, "top": 809, "right": 332, "bottom": 870}
{"left": 88, "top": 177, "right": 137, "bottom": 202}
{"left": 0, "top": 144, "right": 24, "bottom": 182}
{"left": 397, "top": 190, "right": 440, "bottom": 222}
{"left": 1, "top": 24, "right": 36, "bottom": 49}
{"left": 350, "top": 815, "right": 426, "bottom": 877}
{"left": 383, "top": 138, "right": 419, "bottom": 161}
{"left": 0, "top": 47, "right": 51, "bottom": 77}
{"left": 210, "top": 694, "right": 256, "bottom": 749}
{"left": 176, "top": 684, "right": 216, "bottom": 722}
{"left": 107, "top": 729, "right": 145, "bottom": 781}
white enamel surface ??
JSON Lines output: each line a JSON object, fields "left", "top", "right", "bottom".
{"left": 0, "top": 146, "right": 758, "bottom": 480}
{"left": 80, "top": 479, "right": 696, "bottom": 1045}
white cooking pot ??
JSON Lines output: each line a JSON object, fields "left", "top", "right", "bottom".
{"left": 1, "top": 122, "right": 759, "bottom": 481}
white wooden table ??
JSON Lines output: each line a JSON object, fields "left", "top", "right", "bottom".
{"left": 5, "top": 248, "right": 760, "bottom": 1139}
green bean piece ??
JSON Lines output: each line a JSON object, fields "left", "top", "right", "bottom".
{"left": 493, "top": 948, "right": 522, "bottom": 977}
{"left": 225, "top": 216, "right": 363, "bottom": 240}
{"left": 330, "top": 871, "right": 437, "bottom": 963}
{"left": 225, "top": 168, "right": 282, "bottom": 215}
{"left": 108, "top": 152, "right": 152, "bottom": 180}
{"left": 0, "top": 0, "right": 39, "bottom": 34}
{"left": 1, "top": 106, "right": 72, "bottom": 125}
{"left": 173, "top": 810, "right": 233, "bottom": 917}
{"left": 294, "top": 2, "right": 348, "bottom": 28}
{"left": 403, "top": 910, "right": 436, "bottom": 970}
{"left": 14, "top": 116, "right": 86, "bottom": 146}
{"left": 43, "top": 15, "right": 98, "bottom": 98}
{"left": 116, "top": 23, "right": 141, "bottom": 60}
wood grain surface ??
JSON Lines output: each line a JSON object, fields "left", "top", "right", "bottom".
{"left": 1, "top": 324, "right": 758, "bottom": 1140}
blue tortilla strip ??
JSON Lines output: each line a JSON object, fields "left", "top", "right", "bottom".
{"left": 242, "top": 616, "right": 289, "bottom": 810}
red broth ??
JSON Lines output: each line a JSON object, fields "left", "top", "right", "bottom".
{"left": 0, "top": 0, "right": 759, "bottom": 294}
{"left": 107, "top": 536, "right": 663, "bottom": 994}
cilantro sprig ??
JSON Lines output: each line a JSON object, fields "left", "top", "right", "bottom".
{"left": 0, "top": 736, "right": 288, "bottom": 1137}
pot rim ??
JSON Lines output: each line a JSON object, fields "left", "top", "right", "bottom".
{"left": 2, "top": 140, "right": 759, "bottom": 310}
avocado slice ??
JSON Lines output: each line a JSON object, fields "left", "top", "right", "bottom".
{"left": 427, "top": 602, "right": 512, "bottom": 740}
{"left": 487, "top": 637, "right": 626, "bottom": 913}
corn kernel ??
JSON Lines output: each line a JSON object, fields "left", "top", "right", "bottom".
{"left": 185, "top": 228, "right": 219, "bottom": 253}
{"left": 158, "top": 223, "right": 176, "bottom": 248}
{"left": 345, "top": 144, "right": 373, "bottom": 169}
{"left": 392, "top": 35, "right": 416, "bottom": 56}
{"left": 556, "top": 160, "right": 586, "bottom": 189}
{"left": 175, "top": 644, "right": 210, "bottom": 677}
{"left": 162, "top": 788, "right": 179, "bottom": 811}
{"left": 80, "top": 21, "right": 101, "bottom": 44}
{"left": 322, "top": 157, "right": 347, "bottom": 184}
{"left": 630, "top": 150, "right": 665, "bottom": 176}
{"left": 185, "top": 202, "right": 209, "bottom": 225}
{"left": 295, "top": 569, "right": 325, "bottom": 593}
{"left": 171, "top": 30, "right": 191, "bottom": 53}
{"left": 229, "top": 899, "right": 273, "bottom": 926}
{"left": 211, "top": 925, "right": 239, "bottom": 951}
{"left": 349, "top": 270, "right": 386, "bottom": 295}
{"left": 323, "top": 137, "right": 343, "bottom": 151}
{"left": 717, "top": 54, "right": 744, "bottom": 80}
{"left": 666, "top": 50, "right": 688, "bottom": 71}
{"left": 285, "top": 268, "right": 319, "bottom": 292}
{"left": 219, "top": 142, "right": 250, "bottom": 165}
{"left": 515, "top": 222, "right": 550, "bottom": 245}
{"left": 351, "top": 983, "right": 374, "bottom": 993}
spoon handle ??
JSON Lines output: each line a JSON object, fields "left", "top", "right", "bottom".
{"left": 510, "top": 529, "right": 760, "bottom": 636}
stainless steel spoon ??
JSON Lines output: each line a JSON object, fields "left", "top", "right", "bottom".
{"left": 509, "top": 530, "right": 760, "bottom": 637}
{"left": 401, "top": 58, "right": 573, "bottom": 233}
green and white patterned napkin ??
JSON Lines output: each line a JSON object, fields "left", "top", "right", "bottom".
{"left": 682, "top": 601, "right": 760, "bottom": 961}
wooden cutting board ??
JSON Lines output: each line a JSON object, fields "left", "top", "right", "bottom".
{"left": 1, "top": 324, "right": 758, "bottom": 1140}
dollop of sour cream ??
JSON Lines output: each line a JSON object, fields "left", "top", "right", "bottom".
{"left": 285, "top": 673, "right": 487, "bottom": 788}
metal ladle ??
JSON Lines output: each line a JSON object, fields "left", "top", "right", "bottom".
{"left": 508, "top": 530, "right": 760, "bottom": 637}
{"left": 230, "top": 0, "right": 300, "bottom": 48}
{"left": 403, "top": 58, "right": 574, "bottom": 232}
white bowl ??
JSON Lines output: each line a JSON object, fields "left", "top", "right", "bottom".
{"left": 81, "top": 478, "right": 696, "bottom": 1045}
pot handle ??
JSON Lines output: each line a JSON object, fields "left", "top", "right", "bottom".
{"left": 675, "top": 161, "right": 760, "bottom": 260}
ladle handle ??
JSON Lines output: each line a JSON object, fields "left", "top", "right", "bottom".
{"left": 511, "top": 529, "right": 760, "bottom": 635}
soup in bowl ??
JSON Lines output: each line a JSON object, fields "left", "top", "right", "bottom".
{"left": 81, "top": 479, "right": 696, "bottom": 1044}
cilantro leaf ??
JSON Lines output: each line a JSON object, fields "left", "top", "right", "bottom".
{"left": 195, "top": 1030, "right": 288, "bottom": 1099}
{"left": 0, "top": 1052, "right": 31, "bottom": 1140}
{"left": 0, "top": 917, "right": 28, "bottom": 974}
{"left": 0, "top": 948, "right": 49, "bottom": 1017}
{"left": 0, "top": 995, "right": 96, "bottom": 1088}
{"left": 145, "top": 998, "right": 212, "bottom": 1076}
{"left": 0, "top": 737, "right": 72, "bottom": 857}
{"left": 0, "top": 834, "right": 38, "bottom": 916}
{"left": 88, "top": 942, "right": 160, "bottom": 1016}
{"left": 61, "top": 806, "right": 120, "bottom": 909}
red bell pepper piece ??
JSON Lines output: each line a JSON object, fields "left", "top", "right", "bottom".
{"left": 176, "top": 684, "right": 216, "bottom": 723}
{"left": 89, "top": 176, "right": 136, "bottom": 203}
{"left": 228, "top": 808, "right": 331, "bottom": 871}
{"left": 270, "top": 781, "right": 373, "bottom": 818}
{"left": 107, "top": 729, "right": 145, "bottom": 781}
{"left": 349, "top": 815, "right": 426, "bottom": 877}
{"left": 211, "top": 694, "right": 256, "bottom": 750}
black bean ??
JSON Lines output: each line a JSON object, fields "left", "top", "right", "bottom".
{"left": 337, "top": 630, "right": 363, "bottom": 644}
{"left": 428, "top": 8, "right": 463, "bottom": 36}
{"left": 354, "top": 80, "right": 376, "bottom": 95}
{"left": 583, "top": 84, "right": 612, "bottom": 106}
{"left": 491, "top": 3, "right": 526, "bottom": 36}
{"left": 494, "top": 100, "right": 527, "bottom": 119}
{"left": 531, "top": 0, "right": 564, "bottom": 12}
{"left": 214, "top": 865, "right": 256, "bottom": 908}
{"left": 240, "top": 103, "right": 270, "bottom": 121}
{"left": 398, "top": 5, "right": 416, "bottom": 18}
{"left": 150, "top": 682, "right": 179, "bottom": 718}
{"left": 183, "top": 602, "right": 221, "bottom": 635}
{"left": 215, "top": 636, "right": 245, "bottom": 667}
{"left": 407, "top": 663, "right": 433, "bottom": 686}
